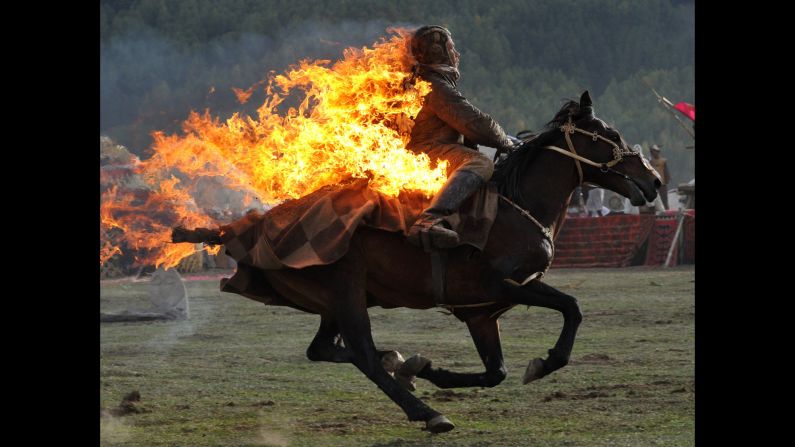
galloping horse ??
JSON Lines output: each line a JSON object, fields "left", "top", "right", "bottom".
{"left": 173, "top": 91, "right": 661, "bottom": 433}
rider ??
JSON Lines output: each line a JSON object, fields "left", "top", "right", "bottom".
{"left": 406, "top": 25, "right": 518, "bottom": 249}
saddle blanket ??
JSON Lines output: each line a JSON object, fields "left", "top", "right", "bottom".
{"left": 216, "top": 177, "right": 499, "bottom": 303}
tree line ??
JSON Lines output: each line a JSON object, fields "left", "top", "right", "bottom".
{"left": 101, "top": 0, "right": 694, "bottom": 185}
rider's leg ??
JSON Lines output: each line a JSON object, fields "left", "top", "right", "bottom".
{"left": 408, "top": 144, "right": 493, "bottom": 249}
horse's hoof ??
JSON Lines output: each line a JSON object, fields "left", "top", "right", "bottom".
{"left": 522, "top": 358, "right": 545, "bottom": 384}
{"left": 395, "top": 354, "right": 430, "bottom": 391}
{"left": 426, "top": 415, "right": 455, "bottom": 434}
{"left": 399, "top": 354, "right": 431, "bottom": 376}
{"left": 381, "top": 351, "right": 405, "bottom": 374}
{"left": 395, "top": 372, "right": 417, "bottom": 392}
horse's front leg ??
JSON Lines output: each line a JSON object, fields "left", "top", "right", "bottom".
{"left": 410, "top": 313, "right": 507, "bottom": 389}
{"left": 502, "top": 280, "right": 583, "bottom": 382}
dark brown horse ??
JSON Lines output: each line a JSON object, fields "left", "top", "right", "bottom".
{"left": 173, "top": 91, "right": 661, "bottom": 433}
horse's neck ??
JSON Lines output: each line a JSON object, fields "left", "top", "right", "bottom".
{"left": 517, "top": 150, "right": 579, "bottom": 235}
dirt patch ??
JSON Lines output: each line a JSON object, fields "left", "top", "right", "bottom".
{"left": 426, "top": 389, "right": 487, "bottom": 402}
{"left": 580, "top": 380, "right": 692, "bottom": 398}
{"left": 104, "top": 391, "right": 150, "bottom": 417}
{"left": 307, "top": 421, "right": 349, "bottom": 434}
{"left": 429, "top": 389, "right": 464, "bottom": 402}
{"left": 253, "top": 400, "right": 276, "bottom": 407}
{"left": 542, "top": 390, "right": 568, "bottom": 401}
{"left": 300, "top": 412, "right": 386, "bottom": 436}
{"left": 586, "top": 309, "right": 639, "bottom": 317}
{"left": 587, "top": 310, "right": 619, "bottom": 316}
{"left": 178, "top": 333, "right": 226, "bottom": 341}
{"left": 103, "top": 369, "right": 144, "bottom": 378}
{"left": 573, "top": 391, "right": 610, "bottom": 400}
{"left": 584, "top": 383, "right": 630, "bottom": 391}
{"left": 671, "top": 381, "right": 695, "bottom": 394}
{"left": 572, "top": 353, "right": 616, "bottom": 364}
{"left": 542, "top": 390, "right": 610, "bottom": 402}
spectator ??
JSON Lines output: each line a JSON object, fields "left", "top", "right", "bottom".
{"left": 583, "top": 185, "right": 611, "bottom": 217}
{"left": 569, "top": 186, "right": 588, "bottom": 217}
{"left": 649, "top": 144, "right": 671, "bottom": 210}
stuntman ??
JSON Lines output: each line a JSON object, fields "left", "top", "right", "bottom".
{"left": 406, "top": 25, "right": 518, "bottom": 249}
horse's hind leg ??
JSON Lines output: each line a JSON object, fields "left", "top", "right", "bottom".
{"left": 326, "top": 245, "right": 454, "bottom": 433}
{"left": 306, "top": 314, "right": 405, "bottom": 367}
{"left": 502, "top": 280, "right": 583, "bottom": 383}
{"left": 306, "top": 314, "right": 353, "bottom": 363}
{"left": 413, "top": 314, "right": 507, "bottom": 389}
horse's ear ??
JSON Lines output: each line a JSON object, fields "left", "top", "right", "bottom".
{"left": 580, "top": 91, "right": 592, "bottom": 108}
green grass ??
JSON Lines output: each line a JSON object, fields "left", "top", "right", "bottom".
{"left": 100, "top": 266, "right": 694, "bottom": 446}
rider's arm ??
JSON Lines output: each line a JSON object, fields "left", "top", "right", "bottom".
{"left": 425, "top": 75, "right": 513, "bottom": 151}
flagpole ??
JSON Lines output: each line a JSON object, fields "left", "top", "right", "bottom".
{"left": 643, "top": 80, "right": 695, "bottom": 140}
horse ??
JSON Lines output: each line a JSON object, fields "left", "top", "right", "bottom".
{"left": 172, "top": 91, "right": 661, "bottom": 433}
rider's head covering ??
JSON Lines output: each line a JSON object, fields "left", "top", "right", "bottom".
{"left": 410, "top": 26, "right": 455, "bottom": 66}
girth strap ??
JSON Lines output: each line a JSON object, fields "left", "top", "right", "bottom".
{"left": 430, "top": 249, "right": 448, "bottom": 306}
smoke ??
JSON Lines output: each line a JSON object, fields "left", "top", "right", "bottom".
{"left": 253, "top": 429, "right": 290, "bottom": 447}
{"left": 99, "top": 413, "right": 132, "bottom": 445}
{"left": 101, "top": 19, "right": 420, "bottom": 157}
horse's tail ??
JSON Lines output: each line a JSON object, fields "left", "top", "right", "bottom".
{"left": 171, "top": 226, "right": 222, "bottom": 245}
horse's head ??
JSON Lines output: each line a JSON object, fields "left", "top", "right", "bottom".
{"left": 550, "top": 91, "right": 661, "bottom": 205}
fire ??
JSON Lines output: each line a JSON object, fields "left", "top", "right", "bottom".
{"left": 100, "top": 28, "right": 447, "bottom": 270}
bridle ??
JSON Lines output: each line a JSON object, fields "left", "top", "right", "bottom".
{"left": 494, "top": 115, "right": 650, "bottom": 288}
{"left": 542, "top": 116, "right": 645, "bottom": 185}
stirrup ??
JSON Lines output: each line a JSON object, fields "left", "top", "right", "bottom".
{"left": 407, "top": 216, "right": 460, "bottom": 250}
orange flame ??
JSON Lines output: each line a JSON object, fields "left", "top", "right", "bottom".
{"left": 100, "top": 28, "right": 446, "bottom": 270}
{"left": 231, "top": 86, "right": 254, "bottom": 104}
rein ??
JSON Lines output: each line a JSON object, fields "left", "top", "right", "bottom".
{"left": 545, "top": 117, "right": 642, "bottom": 185}
{"left": 491, "top": 119, "right": 643, "bottom": 289}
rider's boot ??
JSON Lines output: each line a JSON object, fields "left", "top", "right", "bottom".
{"left": 407, "top": 170, "right": 484, "bottom": 250}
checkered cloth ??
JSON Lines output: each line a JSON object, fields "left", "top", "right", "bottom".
{"left": 217, "top": 178, "right": 499, "bottom": 304}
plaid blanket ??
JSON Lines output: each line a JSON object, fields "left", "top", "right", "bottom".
{"left": 218, "top": 178, "right": 499, "bottom": 304}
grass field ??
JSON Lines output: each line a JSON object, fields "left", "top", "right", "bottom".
{"left": 100, "top": 266, "right": 694, "bottom": 446}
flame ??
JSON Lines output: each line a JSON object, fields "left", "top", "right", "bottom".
{"left": 99, "top": 243, "right": 122, "bottom": 266}
{"left": 100, "top": 28, "right": 447, "bottom": 270}
{"left": 231, "top": 86, "right": 255, "bottom": 104}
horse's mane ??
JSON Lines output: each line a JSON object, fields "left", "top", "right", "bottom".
{"left": 491, "top": 99, "right": 587, "bottom": 208}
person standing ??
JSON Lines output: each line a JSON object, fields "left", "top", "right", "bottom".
{"left": 649, "top": 144, "right": 671, "bottom": 210}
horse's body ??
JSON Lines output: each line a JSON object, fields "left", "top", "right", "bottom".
{"left": 174, "top": 92, "right": 661, "bottom": 432}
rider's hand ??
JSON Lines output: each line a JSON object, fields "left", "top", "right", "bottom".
{"left": 507, "top": 135, "right": 522, "bottom": 146}
{"left": 500, "top": 136, "right": 522, "bottom": 154}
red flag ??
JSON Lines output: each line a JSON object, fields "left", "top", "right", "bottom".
{"left": 673, "top": 102, "right": 695, "bottom": 121}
